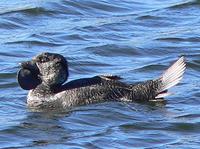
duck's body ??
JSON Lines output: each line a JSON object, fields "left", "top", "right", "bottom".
{"left": 17, "top": 52, "right": 186, "bottom": 111}
{"left": 27, "top": 76, "right": 129, "bottom": 109}
{"left": 27, "top": 76, "right": 160, "bottom": 109}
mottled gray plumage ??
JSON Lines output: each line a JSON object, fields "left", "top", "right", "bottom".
{"left": 17, "top": 52, "right": 186, "bottom": 111}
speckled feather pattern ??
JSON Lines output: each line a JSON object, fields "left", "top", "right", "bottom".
{"left": 19, "top": 53, "right": 185, "bottom": 111}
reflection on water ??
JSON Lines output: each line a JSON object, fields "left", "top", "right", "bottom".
{"left": 0, "top": 0, "right": 200, "bottom": 148}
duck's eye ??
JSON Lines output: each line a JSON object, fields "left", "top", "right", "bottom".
{"left": 39, "top": 56, "right": 50, "bottom": 63}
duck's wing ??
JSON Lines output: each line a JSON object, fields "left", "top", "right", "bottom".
{"left": 58, "top": 75, "right": 126, "bottom": 92}
{"left": 98, "top": 74, "right": 122, "bottom": 80}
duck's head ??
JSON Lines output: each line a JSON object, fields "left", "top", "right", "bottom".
{"left": 17, "top": 52, "right": 68, "bottom": 90}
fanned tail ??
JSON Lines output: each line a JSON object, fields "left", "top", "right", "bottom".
{"left": 155, "top": 56, "right": 186, "bottom": 99}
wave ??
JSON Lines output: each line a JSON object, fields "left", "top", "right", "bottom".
{"left": 85, "top": 44, "right": 141, "bottom": 57}
{"left": 167, "top": 0, "right": 200, "bottom": 9}
{"left": 119, "top": 121, "right": 200, "bottom": 132}
{"left": 5, "top": 40, "right": 65, "bottom": 47}
{"left": 134, "top": 64, "right": 166, "bottom": 72}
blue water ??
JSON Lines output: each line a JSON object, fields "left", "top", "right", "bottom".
{"left": 0, "top": 0, "right": 200, "bottom": 148}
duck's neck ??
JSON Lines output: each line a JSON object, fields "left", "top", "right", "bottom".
{"left": 33, "top": 83, "right": 57, "bottom": 95}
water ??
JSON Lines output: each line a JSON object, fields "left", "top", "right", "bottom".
{"left": 0, "top": 0, "right": 200, "bottom": 148}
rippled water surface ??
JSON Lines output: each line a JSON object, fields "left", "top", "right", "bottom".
{"left": 0, "top": 0, "right": 200, "bottom": 148}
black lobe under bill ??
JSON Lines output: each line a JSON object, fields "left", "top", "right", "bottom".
{"left": 17, "top": 68, "right": 41, "bottom": 90}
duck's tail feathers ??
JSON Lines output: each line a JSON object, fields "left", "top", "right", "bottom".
{"left": 155, "top": 56, "right": 186, "bottom": 99}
